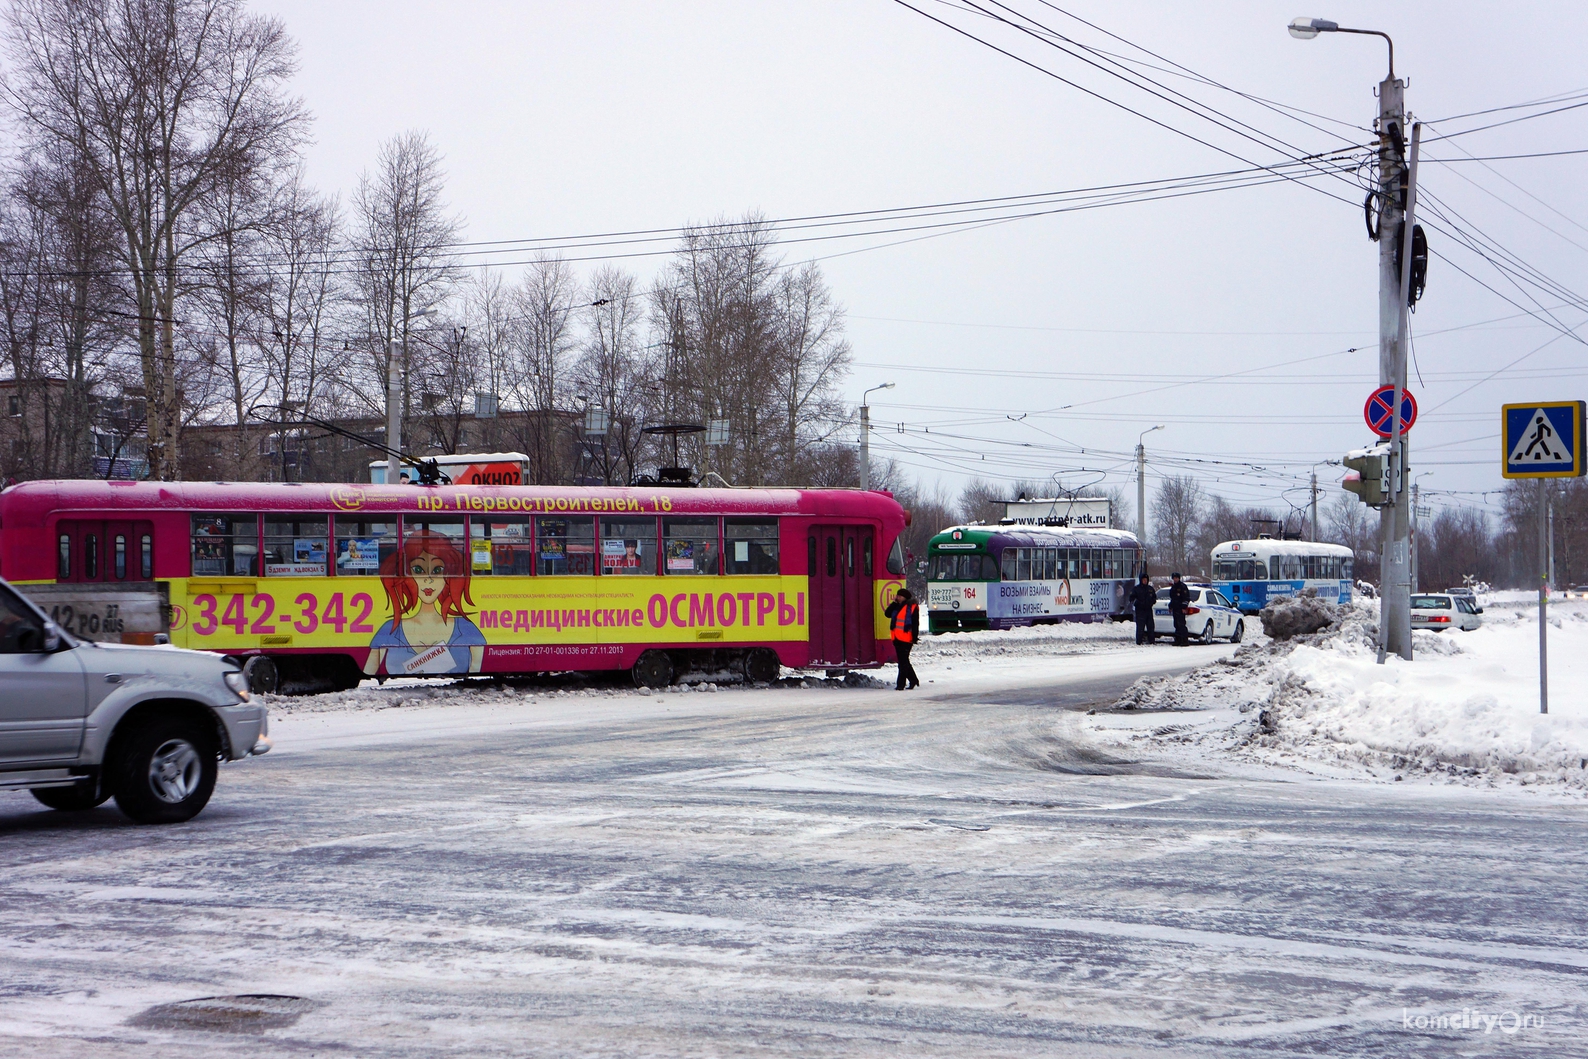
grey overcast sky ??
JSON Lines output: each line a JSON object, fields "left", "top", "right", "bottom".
{"left": 254, "top": 0, "right": 1587, "bottom": 523}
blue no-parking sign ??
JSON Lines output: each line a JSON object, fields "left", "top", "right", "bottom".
{"left": 1502, "top": 401, "right": 1585, "bottom": 479}
{"left": 1364, "top": 386, "right": 1417, "bottom": 437}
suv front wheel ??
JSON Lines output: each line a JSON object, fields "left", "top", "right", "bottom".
{"left": 111, "top": 716, "right": 219, "bottom": 824}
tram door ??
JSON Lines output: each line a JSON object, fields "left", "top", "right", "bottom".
{"left": 807, "top": 525, "right": 876, "bottom": 667}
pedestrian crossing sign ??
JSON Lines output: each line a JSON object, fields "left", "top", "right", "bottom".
{"left": 1502, "top": 401, "right": 1585, "bottom": 478}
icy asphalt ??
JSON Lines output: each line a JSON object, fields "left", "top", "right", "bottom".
{"left": 1, "top": 635, "right": 1584, "bottom": 1057}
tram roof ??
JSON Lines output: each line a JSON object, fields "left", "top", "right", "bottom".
{"left": 1211, "top": 538, "right": 1353, "bottom": 557}
{"left": 0, "top": 479, "right": 906, "bottom": 524}
{"left": 928, "top": 523, "right": 1140, "bottom": 548}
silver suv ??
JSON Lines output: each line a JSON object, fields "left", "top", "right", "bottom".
{"left": 0, "top": 577, "right": 269, "bottom": 824}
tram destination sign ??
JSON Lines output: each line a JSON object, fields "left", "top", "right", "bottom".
{"left": 1502, "top": 401, "right": 1585, "bottom": 479}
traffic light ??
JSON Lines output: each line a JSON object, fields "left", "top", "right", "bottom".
{"left": 1342, "top": 443, "right": 1390, "bottom": 507}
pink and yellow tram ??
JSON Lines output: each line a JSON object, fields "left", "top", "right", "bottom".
{"left": 0, "top": 480, "right": 909, "bottom": 691}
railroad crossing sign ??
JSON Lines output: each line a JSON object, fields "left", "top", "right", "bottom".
{"left": 1364, "top": 386, "right": 1417, "bottom": 437}
{"left": 1502, "top": 401, "right": 1585, "bottom": 479}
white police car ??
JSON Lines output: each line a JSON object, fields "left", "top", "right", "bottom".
{"left": 1152, "top": 585, "right": 1246, "bottom": 643}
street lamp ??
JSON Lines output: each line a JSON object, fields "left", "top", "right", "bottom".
{"left": 387, "top": 307, "right": 437, "bottom": 485}
{"left": 1290, "top": 14, "right": 1416, "bottom": 664}
{"left": 1287, "top": 17, "right": 1393, "bottom": 76}
{"left": 859, "top": 382, "right": 895, "bottom": 491}
{"left": 1136, "top": 425, "right": 1164, "bottom": 546}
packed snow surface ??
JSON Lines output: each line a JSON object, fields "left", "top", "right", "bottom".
{"left": 3, "top": 613, "right": 1587, "bottom": 1057}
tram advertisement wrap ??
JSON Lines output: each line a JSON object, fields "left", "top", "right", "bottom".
{"left": 988, "top": 578, "right": 1128, "bottom": 621}
{"left": 167, "top": 575, "right": 811, "bottom": 674}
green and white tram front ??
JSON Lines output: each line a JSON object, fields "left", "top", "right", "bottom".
{"left": 925, "top": 531, "right": 997, "bottom": 632}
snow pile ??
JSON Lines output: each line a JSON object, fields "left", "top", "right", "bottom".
{"left": 1115, "top": 596, "right": 1588, "bottom": 789}
{"left": 1258, "top": 588, "right": 1341, "bottom": 639}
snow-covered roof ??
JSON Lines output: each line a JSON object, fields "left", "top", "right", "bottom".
{"left": 1211, "top": 539, "right": 1353, "bottom": 557}
{"left": 934, "top": 523, "right": 1140, "bottom": 546}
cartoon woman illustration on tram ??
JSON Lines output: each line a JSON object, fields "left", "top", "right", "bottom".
{"left": 364, "top": 532, "right": 486, "bottom": 676}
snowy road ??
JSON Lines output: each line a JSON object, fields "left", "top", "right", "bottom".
{"left": 2, "top": 638, "right": 1585, "bottom": 1057}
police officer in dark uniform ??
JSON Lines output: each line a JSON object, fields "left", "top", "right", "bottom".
{"left": 1129, "top": 572, "right": 1158, "bottom": 645}
{"left": 1168, "top": 572, "right": 1192, "bottom": 646}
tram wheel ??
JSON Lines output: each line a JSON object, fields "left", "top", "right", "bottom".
{"left": 632, "top": 650, "right": 674, "bottom": 688}
{"left": 743, "top": 648, "right": 781, "bottom": 684}
{"left": 242, "top": 655, "right": 279, "bottom": 694}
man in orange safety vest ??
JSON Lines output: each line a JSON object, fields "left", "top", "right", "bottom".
{"left": 885, "top": 587, "right": 920, "bottom": 691}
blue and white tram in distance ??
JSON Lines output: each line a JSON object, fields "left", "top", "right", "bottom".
{"left": 1210, "top": 539, "right": 1354, "bottom": 615}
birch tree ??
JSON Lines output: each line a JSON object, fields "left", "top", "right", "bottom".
{"left": 6, "top": 0, "right": 308, "bottom": 479}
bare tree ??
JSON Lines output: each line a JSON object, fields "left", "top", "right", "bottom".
{"left": 348, "top": 131, "right": 461, "bottom": 431}
{"left": 508, "top": 256, "right": 577, "bottom": 483}
{"left": 571, "top": 265, "right": 653, "bottom": 485}
{"left": 0, "top": 150, "right": 125, "bottom": 480}
{"left": 6, "top": 0, "right": 308, "bottom": 479}
{"left": 255, "top": 173, "right": 339, "bottom": 478}
{"left": 1152, "top": 475, "right": 1205, "bottom": 575}
{"left": 768, "top": 261, "right": 851, "bottom": 482}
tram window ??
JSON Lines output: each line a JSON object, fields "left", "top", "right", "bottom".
{"left": 1015, "top": 548, "right": 1031, "bottom": 582}
{"left": 826, "top": 536, "right": 837, "bottom": 577}
{"left": 935, "top": 555, "right": 957, "bottom": 580}
{"left": 84, "top": 533, "right": 99, "bottom": 579}
{"left": 263, "top": 516, "right": 329, "bottom": 576}
{"left": 1253, "top": 562, "right": 1268, "bottom": 581}
{"left": 334, "top": 517, "right": 397, "bottom": 576}
{"left": 599, "top": 517, "right": 657, "bottom": 575}
{"left": 862, "top": 537, "right": 873, "bottom": 578}
{"left": 1214, "top": 560, "right": 1238, "bottom": 581}
{"left": 809, "top": 536, "right": 817, "bottom": 576}
{"left": 141, "top": 534, "right": 153, "bottom": 579}
{"left": 663, "top": 517, "right": 719, "bottom": 575}
{"left": 981, "top": 555, "right": 1001, "bottom": 581}
{"left": 886, "top": 538, "right": 905, "bottom": 576}
{"left": 1343, "top": 558, "right": 1353, "bottom": 578}
{"left": 114, "top": 535, "right": 127, "bottom": 579}
{"left": 57, "top": 534, "right": 70, "bottom": 580}
{"left": 1041, "top": 548, "right": 1056, "bottom": 580}
{"left": 471, "top": 516, "right": 535, "bottom": 575}
{"left": 535, "top": 516, "right": 596, "bottom": 576}
{"left": 725, "top": 519, "right": 779, "bottom": 575}
{"left": 845, "top": 537, "right": 854, "bottom": 577}
{"left": 192, "top": 514, "right": 258, "bottom": 576}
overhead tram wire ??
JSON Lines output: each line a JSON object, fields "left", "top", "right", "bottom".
{"left": 1423, "top": 86, "right": 1588, "bottom": 126}
{"left": 0, "top": 152, "right": 1362, "bottom": 285}
{"left": 1029, "top": 0, "right": 1370, "bottom": 142}
{"left": 889, "top": 0, "right": 1366, "bottom": 212}
{"left": 948, "top": 0, "right": 1383, "bottom": 209}
{"left": 914, "top": 0, "right": 1588, "bottom": 356}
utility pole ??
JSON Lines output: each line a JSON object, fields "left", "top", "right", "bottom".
{"left": 386, "top": 339, "right": 402, "bottom": 485}
{"left": 1310, "top": 471, "right": 1319, "bottom": 542}
{"left": 1137, "top": 443, "right": 1148, "bottom": 543}
{"left": 1288, "top": 18, "right": 1414, "bottom": 662}
{"left": 858, "top": 382, "right": 894, "bottom": 491}
{"left": 1378, "top": 85, "right": 1418, "bottom": 662}
{"left": 1410, "top": 480, "right": 1419, "bottom": 593}
{"left": 859, "top": 403, "right": 871, "bottom": 491}
{"left": 1137, "top": 425, "right": 1164, "bottom": 553}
